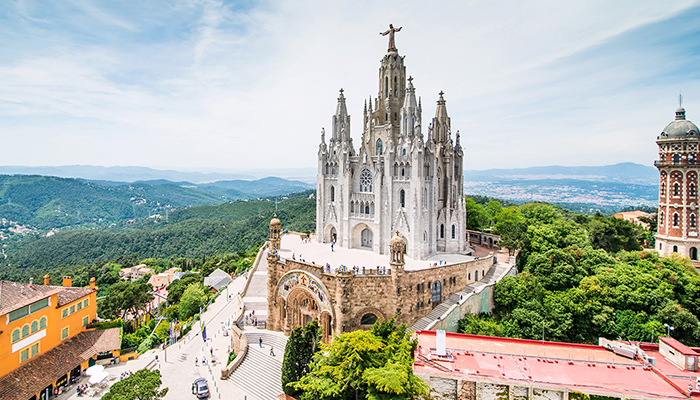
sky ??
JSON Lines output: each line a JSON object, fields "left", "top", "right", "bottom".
{"left": 1, "top": 0, "right": 700, "bottom": 173}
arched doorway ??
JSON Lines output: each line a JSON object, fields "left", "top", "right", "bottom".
{"left": 361, "top": 228, "right": 373, "bottom": 248}
{"left": 284, "top": 288, "right": 321, "bottom": 335}
{"left": 691, "top": 247, "right": 698, "bottom": 260}
{"left": 325, "top": 225, "right": 337, "bottom": 243}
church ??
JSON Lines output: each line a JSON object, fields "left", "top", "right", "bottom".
{"left": 315, "top": 25, "right": 467, "bottom": 260}
{"left": 264, "top": 27, "right": 500, "bottom": 342}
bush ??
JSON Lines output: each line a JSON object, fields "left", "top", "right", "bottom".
{"left": 227, "top": 351, "right": 237, "bottom": 366}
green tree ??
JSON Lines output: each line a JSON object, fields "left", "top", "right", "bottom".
{"left": 290, "top": 318, "right": 428, "bottom": 400}
{"left": 494, "top": 207, "right": 526, "bottom": 255}
{"left": 282, "top": 319, "right": 321, "bottom": 396}
{"left": 465, "top": 198, "right": 486, "bottom": 231}
{"left": 179, "top": 283, "right": 207, "bottom": 320}
{"left": 100, "top": 281, "right": 154, "bottom": 320}
{"left": 102, "top": 369, "right": 168, "bottom": 400}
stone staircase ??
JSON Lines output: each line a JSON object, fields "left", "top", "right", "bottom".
{"left": 243, "top": 252, "right": 270, "bottom": 323}
{"left": 227, "top": 331, "right": 289, "bottom": 400}
{"left": 410, "top": 263, "right": 509, "bottom": 332}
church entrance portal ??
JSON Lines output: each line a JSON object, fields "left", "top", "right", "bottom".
{"left": 331, "top": 227, "right": 337, "bottom": 242}
{"left": 362, "top": 228, "right": 373, "bottom": 248}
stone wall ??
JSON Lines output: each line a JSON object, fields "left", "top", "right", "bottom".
{"left": 268, "top": 251, "right": 497, "bottom": 335}
{"left": 415, "top": 373, "right": 574, "bottom": 400}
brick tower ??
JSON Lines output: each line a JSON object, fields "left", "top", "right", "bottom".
{"left": 655, "top": 101, "right": 700, "bottom": 266}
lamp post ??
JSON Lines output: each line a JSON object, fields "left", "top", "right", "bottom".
{"left": 664, "top": 323, "right": 675, "bottom": 337}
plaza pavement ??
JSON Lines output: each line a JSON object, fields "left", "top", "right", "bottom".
{"left": 278, "top": 233, "right": 477, "bottom": 271}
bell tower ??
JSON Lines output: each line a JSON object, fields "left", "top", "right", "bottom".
{"left": 655, "top": 99, "right": 700, "bottom": 268}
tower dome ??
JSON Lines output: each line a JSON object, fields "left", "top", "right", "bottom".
{"left": 270, "top": 216, "right": 281, "bottom": 228}
{"left": 660, "top": 107, "right": 700, "bottom": 139}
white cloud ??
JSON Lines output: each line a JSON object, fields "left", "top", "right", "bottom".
{"left": 0, "top": 0, "right": 699, "bottom": 172}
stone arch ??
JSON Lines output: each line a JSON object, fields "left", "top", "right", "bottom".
{"left": 325, "top": 224, "right": 337, "bottom": 243}
{"left": 691, "top": 247, "right": 698, "bottom": 261}
{"left": 352, "top": 223, "right": 374, "bottom": 249}
{"left": 354, "top": 307, "right": 386, "bottom": 329}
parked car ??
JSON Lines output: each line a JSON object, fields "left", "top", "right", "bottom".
{"left": 192, "top": 378, "right": 210, "bottom": 398}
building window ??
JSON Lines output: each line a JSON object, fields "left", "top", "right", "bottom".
{"left": 403, "top": 149, "right": 406, "bottom": 156}
{"left": 62, "top": 309, "right": 68, "bottom": 319}
{"left": 400, "top": 189, "right": 405, "bottom": 208}
{"left": 30, "top": 343, "right": 38, "bottom": 357}
{"left": 31, "top": 320, "right": 38, "bottom": 334}
{"left": 82, "top": 316, "right": 89, "bottom": 326}
{"left": 451, "top": 225, "right": 456, "bottom": 239}
{"left": 674, "top": 183, "right": 680, "bottom": 196}
{"left": 692, "top": 214, "right": 697, "bottom": 228}
{"left": 673, "top": 213, "right": 679, "bottom": 227}
{"left": 83, "top": 299, "right": 88, "bottom": 308}
{"left": 359, "top": 169, "right": 373, "bottom": 192}
{"left": 691, "top": 183, "right": 696, "bottom": 197}
{"left": 70, "top": 305, "right": 75, "bottom": 314}
{"left": 691, "top": 247, "right": 698, "bottom": 260}
{"left": 661, "top": 182, "right": 666, "bottom": 195}
{"left": 394, "top": 76, "right": 398, "bottom": 97}
{"left": 376, "top": 139, "right": 383, "bottom": 155}
{"left": 432, "top": 281, "right": 442, "bottom": 304}
{"left": 440, "top": 224, "right": 445, "bottom": 239}
{"left": 361, "top": 313, "right": 378, "bottom": 326}
{"left": 659, "top": 243, "right": 663, "bottom": 250}
{"left": 61, "top": 327, "right": 69, "bottom": 340}
{"left": 330, "top": 186, "right": 335, "bottom": 202}
{"left": 20, "top": 349, "right": 28, "bottom": 363}
{"left": 22, "top": 324, "right": 29, "bottom": 338}
{"left": 468, "top": 272, "right": 471, "bottom": 280}
{"left": 77, "top": 302, "right": 82, "bottom": 311}
{"left": 674, "top": 154, "right": 680, "bottom": 164}
{"left": 385, "top": 76, "right": 388, "bottom": 97}
{"left": 660, "top": 212, "right": 664, "bottom": 226}
{"left": 673, "top": 245, "right": 678, "bottom": 253}
{"left": 11, "top": 329, "right": 20, "bottom": 343}
{"left": 39, "top": 316, "right": 46, "bottom": 329}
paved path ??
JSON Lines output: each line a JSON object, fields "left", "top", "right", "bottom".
{"left": 55, "top": 274, "right": 249, "bottom": 400}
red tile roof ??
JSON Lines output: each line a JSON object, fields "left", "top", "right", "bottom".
{"left": 0, "top": 328, "right": 121, "bottom": 400}
{"left": 0, "top": 281, "right": 94, "bottom": 316}
{"left": 413, "top": 331, "right": 690, "bottom": 400}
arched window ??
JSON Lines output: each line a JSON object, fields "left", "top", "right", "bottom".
{"left": 360, "top": 313, "right": 378, "bottom": 326}
{"left": 692, "top": 214, "right": 697, "bottom": 228}
{"left": 360, "top": 169, "right": 373, "bottom": 192}
{"left": 440, "top": 224, "right": 445, "bottom": 239}
{"left": 468, "top": 272, "right": 471, "bottom": 280}
{"left": 394, "top": 76, "right": 398, "bottom": 97}
{"left": 330, "top": 186, "right": 335, "bottom": 202}
{"left": 376, "top": 139, "right": 383, "bottom": 155}
{"left": 432, "top": 281, "right": 442, "bottom": 304}
{"left": 22, "top": 325, "right": 29, "bottom": 338}
{"left": 673, "top": 245, "right": 678, "bottom": 253}
{"left": 451, "top": 225, "right": 456, "bottom": 239}
{"left": 674, "top": 154, "right": 680, "bottom": 164}
{"left": 400, "top": 189, "right": 405, "bottom": 208}
{"left": 31, "top": 321, "right": 38, "bottom": 334}
{"left": 401, "top": 167, "right": 405, "bottom": 177}
{"left": 365, "top": 205, "right": 370, "bottom": 214}
{"left": 12, "top": 329, "right": 20, "bottom": 343}
{"left": 402, "top": 149, "right": 406, "bottom": 156}
{"left": 661, "top": 182, "right": 666, "bottom": 195}
{"left": 691, "top": 183, "right": 696, "bottom": 197}
{"left": 674, "top": 183, "right": 680, "bottom": 196}
{"left": 673, "top": 213, "right": 680, "bottom": 226}
{"left": 691, "top": 247, "right": 698, "bottom": 260}
{"left": 39, "top": 317, "right": 46, "bottom": 329}
{"left": 385, "top": 76, "right": 388, "bottom": 97}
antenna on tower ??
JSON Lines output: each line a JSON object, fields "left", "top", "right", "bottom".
{"left": 680, "top": 92, "right": 683, "bottom": 108}
{"left": 275, "top": 197, "right": 278, "bottom": 211}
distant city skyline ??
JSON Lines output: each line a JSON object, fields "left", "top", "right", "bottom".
{"left": 1, "top": 1, "right": 699, "bottom": 172}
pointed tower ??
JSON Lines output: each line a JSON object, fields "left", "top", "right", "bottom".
{"left": 400, "top": 76, "right": 421, "bottom": 139}
{"left": 431, "top": 91, "right": 451, "bottom": 144}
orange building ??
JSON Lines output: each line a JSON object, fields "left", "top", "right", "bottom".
{"left": 0, "top": 276, "right": 120, "bottom": 400}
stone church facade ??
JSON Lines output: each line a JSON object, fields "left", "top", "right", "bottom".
{"left": 655, "top": 102, "right": 700, "bottom": 268}
{"left": 315, "top": 35, "right": 467, "bottom": 260}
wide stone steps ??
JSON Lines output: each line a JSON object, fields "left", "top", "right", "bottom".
{"left": 227, "top": 345, "right": 284, "bottom": 400}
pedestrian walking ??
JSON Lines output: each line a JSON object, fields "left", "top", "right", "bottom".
{"left": 195, "top": 357, "right": 198, "bottom": 366}
{"left": 270, "top": 346, "right": 275, "bottom": 356}
{"left": 259, "top": 337, "right": 263, "bottom": 348}
{"left": 210, "top": 347, "right": 213, "bottom": 356}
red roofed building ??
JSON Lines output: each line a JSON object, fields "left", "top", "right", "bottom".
{"left": 413, "top": 330, "right": 698, "bottom": 400}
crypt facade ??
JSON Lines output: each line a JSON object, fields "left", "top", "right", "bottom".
{"left": 315, "top": 26, "right": 467, "bottom": 260}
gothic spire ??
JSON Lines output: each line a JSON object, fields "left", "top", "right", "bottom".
{"left": 336, "top": 88, "right": 348, "bottom": 118}
{"left": 432, "top": 91, "right": 451, "bottom": 144}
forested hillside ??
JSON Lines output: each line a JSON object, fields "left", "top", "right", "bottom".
{"left": 459, "top": 202, "right": 700, "bottom": 346}
{"left": 0, "top": 191, "right": 315, "bottom": 280}
{"left": 0, "top": 175, "right": 312, "bottom": 231}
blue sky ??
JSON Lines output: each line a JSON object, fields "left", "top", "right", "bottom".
{"left": 1, "top": 0, "right": 700, "bottom": 172}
